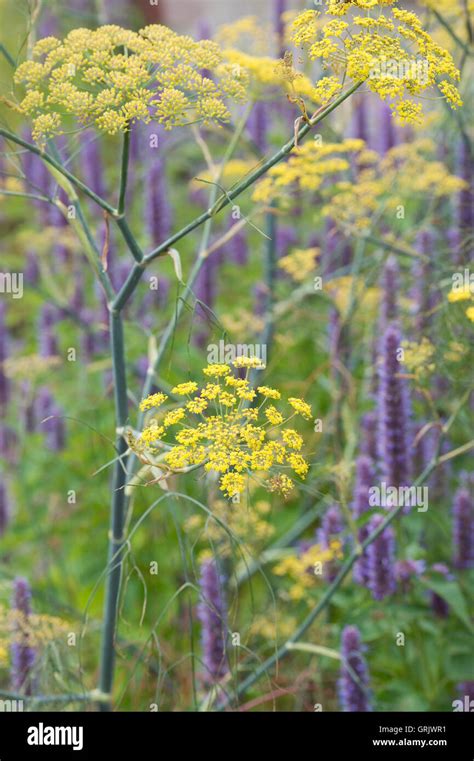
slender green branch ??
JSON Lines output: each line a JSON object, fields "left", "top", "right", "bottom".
{"left": 0, "top": 43, "right": 15, "bottom": 67}
{"left": 431, "top": 8, "right": 473, "bottom": 56}
{"left": 363, "top": 234, "right": 430, "bottom": 262}
{"left": 143, "top": 82, "right": 363, "bottom": 266}
{"left": 115, "top": 216, "right": 145, "bottom": 264}
{"left": 0, "top": 691, "right": 93, "bottom": 704}
{"left": 0, "top": 189, "right": 51, "bottom": 203}
{"left": 112, "top": 261, "right": 146, "bottom": 311}
{"left": 61, "top": 199, "right": 115, "bottom": 301}
{"left": 98, "top": 312, "right": 130, "bottom": 712}
{"left": 118, "top": 128, "right": 131, "bottom": 216}
{"left": 249, "top": 205, "right": 277, "bottom": 388}
{"left": 0, "top": 127, "right": 117, "bottom": 215}
{"left": 217, "top": 455, "right": 443, "bottom": 709}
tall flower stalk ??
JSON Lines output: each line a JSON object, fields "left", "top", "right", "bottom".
{"left": 198, "top": 558, "right": 229, "bottom": 688}
{"left": 11, "top": 577, "right": 36, "bottom": 695}
{"left": 338, "top": 626, "right": 372, "bottom": 712}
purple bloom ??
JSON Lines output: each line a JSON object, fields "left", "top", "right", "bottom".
{"left": 0, "top": 302, "right": 10, "bottom": 412}
{"left": 457, "top": 682, "right": 474, "bottom": 702}
{"left": 145, "top": 154, "right": 172, "bottom": 247}
{"left": 446, "top": 227, "right": 463, "bottom": 267}
{"left": 377, "top": 323, "right": 412, "bottom": 490}
{"left": 274, "top": 0, "right": 287, "bottom": 56}
{"left": 24, "top": 252, "right": 40, "bottom": 286}
{"left": 338, "top": 626, "right": 372, "bottom": 712}
{"left": 452, "top": 487, "right": 474, "bottom": 569}
{"left": 193, "top": 254, "right": 220, "bottom": 347}
{"left": 247, "top": 101, "right": 268, "bottom": 155}
{"left": 276, "top": 225, "right": 298, "bottom": 260}
{"left": 366, "top": 514, "right": 396, "bottom": 600}
{"left": 375, "top": 102, "right": 397, "bottom": 155}
{"left": 321, "top": 219, "right": 351, "bottom": 276}
{"left": 352, "top": 455, "right": 376, "bottom": 586}
{"left": 80, "top": 130, "right": 106, "bottom": 199}
{"left": 352, "top": 97, "right": 368, "bottom": 142}
{"left": 11, "top": 577, "right": 36, "bottom": 694}
{"left": 38, "top": 304, "right": 60, "bottom": 357}
{"left": 227, "top": 216, "right": 248, "bottom": 266}
{"left": 317, "top": 505, "right": 344, "bottom": 581}
{"left": 197, "top": 558, "right": 228, "bottom": 687}
{"left": 429, "top": 563, "right": 452, "bottom": 619}
{"left": 34, "top": 387, "right": 66, "bottom": 451}
{"left": 253, "top": 283, "right": 268, "bottom": 319}
{"left": 380, "top": 255, "right": 399, "bottom": 329}
{"left": 456, "top": 138, "right": 474, "bottom": 236}
{"left": 0, "top": 424, "right": 18, "bottom": 464}
{"left": 411, "top": 231, "right": 439, "bottom": 334}
{"left": 0, "top": 480, "right": 11, "bottom": 537}
{"left": 394, "top": 559, "right": 426, "bottom": 592}
{"left": 360, "top": 411, "right": 378, "bottom": 463}
{"left": 328, "top": 308, "right": 348, "bottom": 375}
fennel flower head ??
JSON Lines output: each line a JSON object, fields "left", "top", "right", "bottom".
{"left": 135, "top": 357, "right": 312, "bottom": 500}
{"left": 14, "top": 25, "right": 250, "bottom": 143}
{"left": 290, "top": 1, "right": 462, "bottom": 125}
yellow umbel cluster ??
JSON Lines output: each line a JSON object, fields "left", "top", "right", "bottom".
{"left": 136, "top": 357, "right": 312, "bottom": 499}
{"left": 291, "top": 2, "right": 462, "bottom": 124}
{"left": 14, "top": 24, "right": 249, "bottom": 142}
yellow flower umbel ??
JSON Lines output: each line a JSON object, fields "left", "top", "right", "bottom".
{"left": 447, "top": 281, "right": 474, "bottom": 323}
{"left": 253, "top": 137, "right": 466, "bottom": 235}
{"left": 135, "top": 357, "right": 312, "bottom": 499}
{"left": 273, "top": 539, "right": 344, "bottom": 603}
{"left": 14, "top": 25, "right": 249, "bottom": 142}
{"left": 290, "top": 3, "right": 462, "bottom": 124}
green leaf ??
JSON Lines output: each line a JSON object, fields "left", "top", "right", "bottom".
{"left": 420, "top": 578, "right": 473, "bottom": 632}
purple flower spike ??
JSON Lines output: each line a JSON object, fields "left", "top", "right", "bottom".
{"left": 429, "top": 563, "right": 452, "bottom": 619}
{"left": 274, "top": 0, "right": 287, "bottom": 56}
{"left": 253, "top": 283, "right": 268, "bottom": 319}
{"left": 11, "top": 577, "right": 36, "bottom": 694}
{"left": 360, "top": 411, "right": 378, "bottom": 463}
{"left": 197, "top": 558, "right": 228, "bottom": 687}
{"left": 145, "top": 155, "right": 172, "bottom": 248}
{"left": 0, "top": 424, "right": 18, "bottom": 464}
{"left": 376, "top": 102, "right": 397, "bottom": 155}
{"left": 338, "top": 626, "right": 372, "bottom": 712}
{"left": 276, "top": 225, "right": 298, "bottom": 260}
{"left": 227, "top": 217, "right": 248, "bottom": 266}
{"left": 80, "top": 130, "right": 106, "bottom": 199}
{"left": 377, "top": 323, "right": 411, "bottom": 490}
{"left": 317, "top": 505, "right": 344, "bottom": 581}
{"left": 38, "top": 304, "right": 60, "bottom": 357}
{"left": 248, "top": 101, "right": 268, "bottom": 155}
{"left": 456, "top": 138, "right": 474, "bottom": 236}
{"left": 452, "top": 487, "right": 474, "bottom": 570}
{"left": 351, "top": 96, "right": 369, "bottom": 144}
{"left": 25, "top": 252, "right": 40, "bottom": 286}
{"left": 0, "top": 302, "right": 10, "bottom": 412}
{"left": 352, "top": 455, "right": 376, "bottom": 586}
{"left": 380, "top": 255, "right": 399, "bottom": 329}
{"left": 394, "top": 559, "right": 426, "bottom": 593}
{"left": 34, "top": 387, "right": 66, "bottom": 451}
{"left": 411, "top": 231, "right": 438, "bottom": 334}
{"left": 0, "top": 480, "right": 11, "bottom": 537}
{"left": 366, "top": 514, "right": 396, "bottom": 600}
